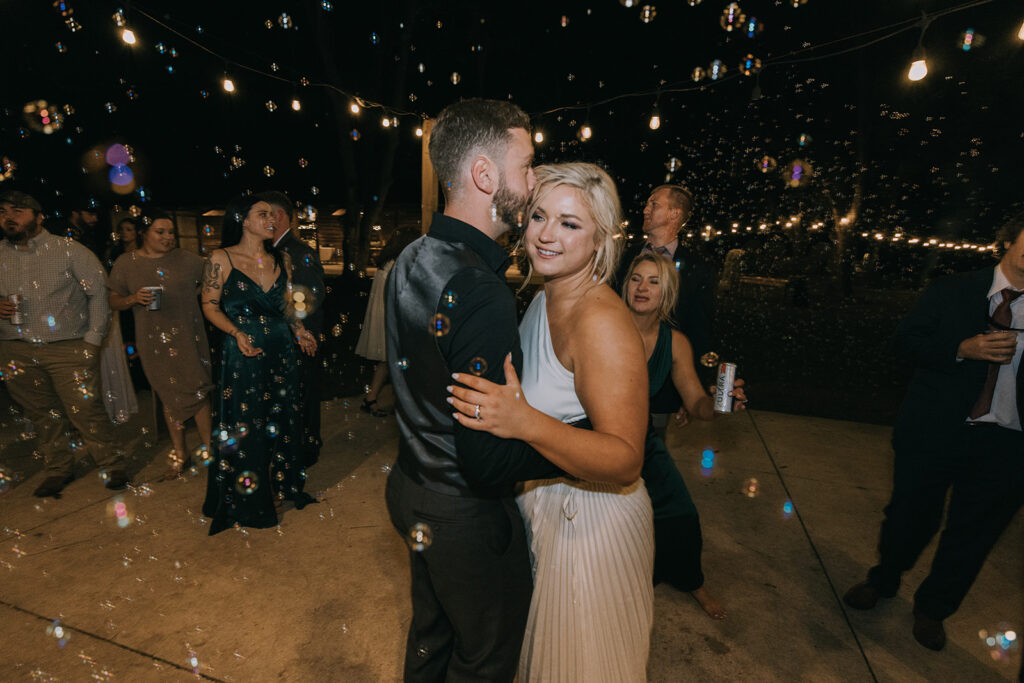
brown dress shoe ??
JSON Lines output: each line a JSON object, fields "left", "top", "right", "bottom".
{"left": 843, "top": 581, "right": 884, "bottom": 610}
{"left": 104, "top": 469, "right": 130, "bottom": 490}
{"left": 33, "top": 474, "right": 73, "bottom": 498}
{"left": 913, "top": 613, "right": 946, "bottom": 651}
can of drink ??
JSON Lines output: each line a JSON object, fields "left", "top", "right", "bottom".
{"left": 8, "top": 294, "right": 24, "bottom": 325}
{"left": 714, "top": 362, "right": 738, "bottom": 414}
{"left": 142, "top": 286, "right": 163, "bottom": 311}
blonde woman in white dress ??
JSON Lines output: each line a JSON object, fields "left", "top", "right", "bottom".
{"left": 449, "top": 163, "right": 653, "bottom": 682}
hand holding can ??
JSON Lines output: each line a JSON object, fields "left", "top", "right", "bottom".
{"left": 138, "top": 286, "right": 163, "bottom": 311}
{"left": 7, "top": 294, "right": 24, "bottom": 324}
{"left": 713, "top": 362, "right": 738, "bottom": 413}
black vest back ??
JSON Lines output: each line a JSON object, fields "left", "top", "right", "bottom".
{"left": 386, "top": 234, "right": 493, "bottom": 496}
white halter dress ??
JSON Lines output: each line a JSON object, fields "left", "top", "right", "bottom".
{"left": 515, "top": 291, "right": 654, "bottom": 683}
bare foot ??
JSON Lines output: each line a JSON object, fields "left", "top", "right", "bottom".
{"left": 691, "top": 586, "right": 727, "bottom": 620}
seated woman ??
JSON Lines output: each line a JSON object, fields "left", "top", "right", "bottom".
{"left": 622, "top": 252, "right": 746, "bottom": 620}
{"left": 449, "top": 163, "right": 652, "bottom": 682}
{"left": 199, "top": 195, "right": 317, "bottom": 535}
{"left": 108, "top": 212, "right": 213, "bottom": 477}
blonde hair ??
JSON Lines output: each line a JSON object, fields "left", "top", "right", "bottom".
{"left": 521, "top": 162, "right": 624, "bottom": 286}
{"left": 621, "top": 252, "right": 679, "bottom": 326}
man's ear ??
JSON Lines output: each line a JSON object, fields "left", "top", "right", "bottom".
{"left": 470, "top": 155, "right": 496, "bottom": 196}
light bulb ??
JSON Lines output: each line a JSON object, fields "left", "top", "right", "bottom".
{"left": 415, "top": 127, "right": 423, "bottom": 137}
{"left": 382, "top": 116, "right": 391, "bottom": 128}
{"left": 649, "top": 113, "right": 661, "bottom": 130}
{"left": 579, "top": 124, "right": 593, "bottom": 141}
{"left": 121, "top": 28, "right": 136, "bottom": 45}
{"left": 222, "top": 77, "right": 235, "bottom": 93}
{"left": 349, "top": 102, "right": 360, "bottom": 114}
{"left": 1018, "top": 19, "right": 1024, "bottom": 40}
{"left": 907, "top": 58, "right": 927, "bottom": 81}
{"left": 291, "top": 98, "right": 301, "bottom": 111}
{"left": 534, "top": 131, "right": 544, "bottom": 143}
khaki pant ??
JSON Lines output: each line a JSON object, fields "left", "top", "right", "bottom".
{"left": 2, "top": 339, "right": 125, "bottom": 476}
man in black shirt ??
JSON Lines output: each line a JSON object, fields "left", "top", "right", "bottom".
{"left": 258, "top": 191, "right": 326, "bottom": 467}
{"left": 384, "top": 99, "right": 560, "bottom": 682}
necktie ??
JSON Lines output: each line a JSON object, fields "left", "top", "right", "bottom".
{"left": 644, "top": 243, "right": 672, "bottom": 260}
{"left": 969, "top": 287, "right": 1023, "bottom": 419}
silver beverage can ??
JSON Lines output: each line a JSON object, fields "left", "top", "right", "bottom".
{"left": 9, "top": 294, "right": 24, "bottom": 325}
{"left": 142, "top": 286, "right": 164, "bottom": 311}
{"left": 714, "top": 362, "right": 737, "bottom": 414}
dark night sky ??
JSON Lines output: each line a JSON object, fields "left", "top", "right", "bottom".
{"left": 2, "top": 0, "right": 1022, "bottom": 241}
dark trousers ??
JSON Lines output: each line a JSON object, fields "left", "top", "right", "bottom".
{"left": 296, "top": 350, "right": 321, "bottom": 467}
{"left": 868, "top": 424, "right": 1024, "bottom": 620}
{"left": 385, "top": 466, "right": 532, "bottom": 683}
{"left": 642, "top": 426, "right": 705, "bottom": 592}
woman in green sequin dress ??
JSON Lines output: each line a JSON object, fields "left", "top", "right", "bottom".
{"left": 199, "top": 195, "right": 318, "bottom": 535}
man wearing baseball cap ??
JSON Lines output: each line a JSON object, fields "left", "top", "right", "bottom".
{"left": 0, "top": 190, "right": 130, "bottom": 496}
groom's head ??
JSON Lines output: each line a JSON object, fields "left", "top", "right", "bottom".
{"left": 430, "top": 99, "right": 535, "bottom": 233}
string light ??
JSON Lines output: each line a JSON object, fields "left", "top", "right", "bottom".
{"left": 291, "top": 98, "right": 301, "bottom": 111}
{"left": 1018, "top": 18, "right": 1024, "bottom": 40}
{"left": 414, "top": 126, "right": 423, "bottom": 137}
{"left": 534, "top": 130, "right": 544, "bottom": 143}
{"left": 579, "top": 122, "right": 593, "bottom": 141}
{"left": 907, "top": 46, "right": 928, "bottom": 81}
{"left": 222, "top": 75, "right": 235, "bottom": 93}
{"left": 121, "top": 28, "right": 137, "bottom": 45}
{"left": 381, "top": 115, "right": 391, "bottom": 128}
{"left": 648, "top": 103, "right": 661, "bottom": 130}
{"left": 349, "top": 101, "right": 360, "bottom": 114}
{"left": 907, "top": 12, "right": 931, "bottom": 82}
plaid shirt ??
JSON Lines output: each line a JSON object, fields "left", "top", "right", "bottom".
{"left": 0, "top": 229, "right": 110, "bottom": 346}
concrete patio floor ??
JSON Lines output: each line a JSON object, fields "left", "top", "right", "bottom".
{"left": 0, "top": 393, "right": 1020, "bottom": 682}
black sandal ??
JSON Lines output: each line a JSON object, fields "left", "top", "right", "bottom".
{"left": 360, "top": 398, "right": 388, "bottom": 417}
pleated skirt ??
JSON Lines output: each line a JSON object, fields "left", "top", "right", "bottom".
{"left": 516, "top": 477, "right": 655, "bottom": 683}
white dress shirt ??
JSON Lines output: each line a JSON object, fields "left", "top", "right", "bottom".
{"left": 968, "top": 264, "right": 1024, "bottom": 431}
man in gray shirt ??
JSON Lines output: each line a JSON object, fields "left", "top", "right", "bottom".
{"left": 0, "top": 190, "right": 129, "bottom": 496}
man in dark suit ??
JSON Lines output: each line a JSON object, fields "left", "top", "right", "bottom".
{"left": 614, "top": 184, "right": 716, "bottom": 426}
{"left": 258, "top": 191, "right": 326, "bottom": 467}
{"left": 844, "top": 212, "right": 1024, "bottom": 651}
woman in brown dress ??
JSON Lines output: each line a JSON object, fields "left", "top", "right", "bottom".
{"left": 108, "top": 212, "right": 214, "bottom": 478}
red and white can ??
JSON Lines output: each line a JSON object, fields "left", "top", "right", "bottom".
{"left": 714, "top": 362, "right": 737, "bottom": 414}
{"left": 8, "top": 294, "right": 24, "bottom": 325}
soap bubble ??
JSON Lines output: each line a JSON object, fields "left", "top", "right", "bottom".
{"left": 742, "top": 478, "right": 760, "bottom": 498}
{"left": 756, "top": 156, "right": 777, "bottom": 174}
{"left": 639, "top": 5, "right": 656, "bottom": 23}
{"left": 740, "top": 54, "right": 762, "bottom": 76}
{"left": 46, "top": 619, "right": 71, "bottom": 647}
{"left": 700, "top": 351, "right": 720, "bottom": 368}
{"left": 720, "top": 3, "right": 746, "bottom": 32}
{"left": 782, "top": 500, "right": 794, "bottom": 518}
{"left": 709, "top": 59, "right": 727, "bottom": 80}
{"left": 468, "top": 357, "right": 488, "bottom": 376}
{"left": 441, "top": 290, "right": 458, "bottom": 309}
{"left": 691, "top": 67, "right": 706, "bottom": 82}
{"left": 395, "top": 357, "right": 409, "bottom": 371}
{"left": 407, "top": 522, "right": 432, "bottom": 551}
{"left": 429, "top": 314, "right": 450, "bottom": 337}
{"left": 235, "top": 471, "right": 259, "bottom": 495}
{"left": 0, "top": 467, "right": 13, "bottom": 494}
{"left": 784, "top": 159, "right": 813, "bottom": 187}
{"left": 450, "top": 72, "right": 461, "bottom": 85}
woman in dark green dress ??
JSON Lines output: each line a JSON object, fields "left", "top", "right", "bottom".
{"left": 623, "top": 252, "right": 746, "bottom": 619}
{"left": 199, "top": 195, "right": 318, "bottom": 535}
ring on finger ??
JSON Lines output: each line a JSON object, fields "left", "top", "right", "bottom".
{"left": 474, "top": 404, "right": 481, "bottom": 420}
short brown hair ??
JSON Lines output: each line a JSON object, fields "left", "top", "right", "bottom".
{"left": 429, "top": 99, "right": 530, "bottom": 200}
{"left": 996, "top": 210, "right": 1024, "bottom": 257}
{"left": 650, "top": 184, "right": 694, "bottom": 222}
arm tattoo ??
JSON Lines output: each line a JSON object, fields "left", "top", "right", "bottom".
{"left": 202, "top": 258, "right": 222, "bottom": 291}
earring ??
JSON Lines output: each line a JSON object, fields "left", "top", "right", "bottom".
{"left": 490, "top": 202, "right": 498, "bottom": 223}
